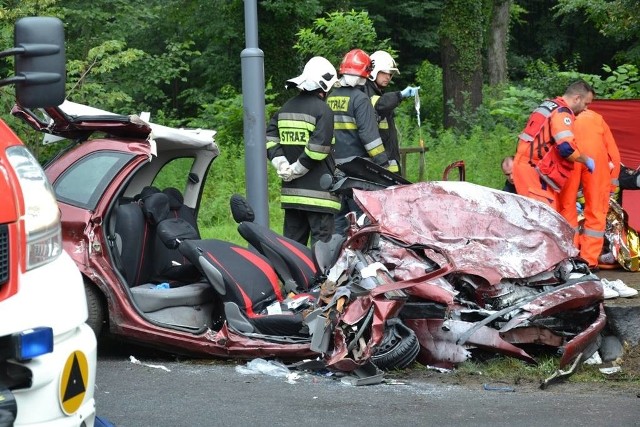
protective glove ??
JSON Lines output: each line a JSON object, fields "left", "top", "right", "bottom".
{"left": 271, "top": 156, "right": 290, "bottom": 173}
{"left": 277, "top": 164, "right": 293, "bottom": 181}
{"left": 287, "top": 160, "right": 309, "bottom": 181}
{"left": 585, "top": 157, "right": 595, "bottom": 173}
{"left": 401, "top": 86, "right": 420, "bottom": 98}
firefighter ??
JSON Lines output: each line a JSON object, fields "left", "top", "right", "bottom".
{"left": 557, "top": 109, "right": 621, "bottom": 269}
{"left": 364, "top": 50, "right": 419, "bottom": 174}
{"left": 266, "top": 56, "right": 341, "bottom": 247}
{"left": 512, "top": 80, "right": 596, "bottom": 210}
{"left": 327, "top": 49, "right": 391, "bottom": 235}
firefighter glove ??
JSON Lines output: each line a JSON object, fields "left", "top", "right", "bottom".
{"left": 287, "top": 160, "right": 309, "bottom": 181}
{"left": 271, "top": 156, "right": 290, "bottom": 173}
{"left": 585, "top": 157, "right": 595, "bottom": 173}
{"left": 401, "top": 86, "right": 420, "bottom": 98}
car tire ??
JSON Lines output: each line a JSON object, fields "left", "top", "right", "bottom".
{"left": 84, "top": 281, "right": 105, "bottom": 338}
{"left": 371, "top": 318, "right": 420, "bottom": 370}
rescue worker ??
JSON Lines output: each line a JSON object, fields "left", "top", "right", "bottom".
{"left": 512, "top": 80, "right": 596, "bottom": 210}
{"left": 266, "top": 56, "right": 341, "bottom": 247}
{"left": 364, "top": 50, "right": 419, "bottom": 174}
{"left": 557, "top": 109, "right": 621, "bottom": 269}
{"left": 501, "top": 155, "right": 516, "bottom": 193}
{"left": 327, "top": 49, "right": 390, "bottom": 235}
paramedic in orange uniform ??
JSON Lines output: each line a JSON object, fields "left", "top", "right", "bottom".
{"left": 558, "top": 109, "right": 621, "bottom": 268}
{"left": 513, "top": 80, "right": 596, "bottom": 210}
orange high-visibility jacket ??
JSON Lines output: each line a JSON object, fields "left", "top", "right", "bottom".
{"left": 513, "top": 97, "right": 582, "bottom": 207}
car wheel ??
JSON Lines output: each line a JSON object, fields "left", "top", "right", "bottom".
{"left": 84, "top": 281, "right": 105, "bottom": 338}
{"left": 371, "top": 318, "right": 420, "bottom": 370}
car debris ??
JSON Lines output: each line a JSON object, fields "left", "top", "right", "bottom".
{"left": 13, "top": 101, "right": 607, "bottom": 386}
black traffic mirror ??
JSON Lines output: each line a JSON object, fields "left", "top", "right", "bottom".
{"left": 0, "top": 17, "right": 66, "bottom": 108}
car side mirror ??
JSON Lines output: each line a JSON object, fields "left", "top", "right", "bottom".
{"left": 13, "top": 17, "right": 66, "bottom": 108}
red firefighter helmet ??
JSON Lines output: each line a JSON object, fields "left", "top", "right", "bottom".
{"left": 338, "top": 49, "right": 373, "bottom": 78}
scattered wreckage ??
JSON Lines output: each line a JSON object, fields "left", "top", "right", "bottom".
{"left": 326, "top": 179, "right": 606, "bottom": 382}
{"left": 15, "top": 101, "right": 606, "bottom": 385}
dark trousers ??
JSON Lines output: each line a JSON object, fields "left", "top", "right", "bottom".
{"left": 283, "top": 209, "right": 335, "bottom": 247}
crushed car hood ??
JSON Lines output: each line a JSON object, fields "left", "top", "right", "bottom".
{"left": 353, "top": 181, "right": 578, "bottom": 285}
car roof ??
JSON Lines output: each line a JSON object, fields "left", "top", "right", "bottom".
{"left": 12, "top": 100, "right": 219, "bottom": 155}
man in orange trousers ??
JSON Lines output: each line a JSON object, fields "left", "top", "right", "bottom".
{"left": 558, "top": 109, "right": 621, "bottom": 269}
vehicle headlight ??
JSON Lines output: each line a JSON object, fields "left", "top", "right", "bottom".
{"left": 6, "top": 146, "right": 62, "bottom": 270}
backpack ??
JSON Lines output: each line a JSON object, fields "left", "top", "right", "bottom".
{"left": 520, "top": 99, "right": 575, "bottom": 192}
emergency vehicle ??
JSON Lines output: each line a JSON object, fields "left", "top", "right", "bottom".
{"left": 0, "top": 17, "right": 97, "bottom": 426}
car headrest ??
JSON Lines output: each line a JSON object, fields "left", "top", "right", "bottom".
{"left": 156, "top": 218, "right": 199, "bottom": 249}
{"left": 230, "top": 193, "right": 255, "bottom": 223}
{"left": 141, "top": 193, "right": 170, "bottom": 225}
{"left": 163, "top": 187, "right": 184, "bottom": 210}
{"left": 134, "top": 185, "right": 161, "bottom": 202}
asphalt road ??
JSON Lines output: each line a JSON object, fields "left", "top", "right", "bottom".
{"left": 95, "top": 344, "right": 639, "bottom": 427}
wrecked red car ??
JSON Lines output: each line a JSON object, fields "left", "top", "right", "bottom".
{"left": 14, "top": 102, "right": 605, "bottom": 378}
{"left": 331, "top": 181, "right": 606, "bottom": 371}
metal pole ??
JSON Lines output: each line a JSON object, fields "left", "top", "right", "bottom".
{"left": 241, "top": 0, "right": 268, "bottom": 227}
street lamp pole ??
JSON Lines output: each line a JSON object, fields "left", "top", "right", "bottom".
{"left": 240, "top": 0, "right": 268, "bottom": 227}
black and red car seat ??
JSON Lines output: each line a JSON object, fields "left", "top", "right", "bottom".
{"left": 151, "top": 197, "right": 308, "bottom": 336}
{"left": 229, "top": 194, "right": 319, "bottom": 292}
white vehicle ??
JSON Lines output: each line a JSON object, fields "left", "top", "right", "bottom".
{"left": 0, "top": 17, "right": 96, "bottom": 426}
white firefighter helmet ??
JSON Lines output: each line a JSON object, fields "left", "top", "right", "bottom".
{"left": 369, "top": 51, "right": 400, "bottom": 80}
{"left": 286, "top": 56, "right": 338, "bottom": 93}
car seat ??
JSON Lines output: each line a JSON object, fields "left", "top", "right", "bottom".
{"left": 176, "top": 237, "right": 307, "bottom": 336}
{"left": 112, "top": 192, "right": 214, "bottom": 329}
{"left": 163, "top": 187, "right": 200, "bottom": 236}
{"left": 229, "top": 194, "right": 319, "bottom": 292}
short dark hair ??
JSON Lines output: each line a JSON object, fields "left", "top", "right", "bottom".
{"left": 564, "top": 80, "right": 595, "bottom": 97}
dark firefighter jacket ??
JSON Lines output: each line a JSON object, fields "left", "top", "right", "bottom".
{"left": 266, "top": 91, "right": 341, "bottom": 214}
{"left": 327, "top": 85, "right": 389, "bottom": 168}
{"left": 364, "top": 80, "right": 402, "bottom": 173}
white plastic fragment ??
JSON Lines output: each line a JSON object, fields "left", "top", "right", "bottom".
{"left": 235, "top": 358, "right": 290, "bottom": 378}
{"left": 129, "top": 355, "right": 171, "bottom": 372}
{"left": 599, "top": 366, "right": 622, "bottom": 375}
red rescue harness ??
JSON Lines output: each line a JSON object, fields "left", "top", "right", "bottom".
{"left": 519, "top": 99, "right": 575, "bottom": 192}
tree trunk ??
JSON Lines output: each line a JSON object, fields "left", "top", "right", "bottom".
{"left": 487, "top": 0, "right": 511, "bottom": 85}
{"left": 440, "top": 0, "right": 485, "bottom": 130}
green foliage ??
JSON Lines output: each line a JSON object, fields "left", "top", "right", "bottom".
{"left": 523, "top": 59, "right": 640, "bottom": 99}
{"left": 438, "top": 0, "right": 485, "bottom": 82}
{"left": 151, "top": 158, "right": 194, "bottom": 191}
{"left": 186, "top": 83, "right": 279, "bottom": 148}
{"left": 455, "top": 355, "right": 559, "bottom": 383}
{"left": 554, "top": 0, "right": 640, "bottom": 42}
{"left": 66, "top": 40, "right": 145, "bottom": 111}
{"left": 187, "top": 85, "right": 246, "bottom": 147}
{"left": 593, "top": 64, "right": 640, "bottom": 99}
{"left": 196, "top": 141, "right": 285, "bottom": 242}
{"left": 294, "top": 10, "right": 393, "bottom": 66}
{"left": 399, "top": 125, "right": 515, "bottom": 189}
{"left": 485, "top": 85, "right": 544, "bottom": 130}
{"left": 414, "top": 60, "right": 444, "bottom": 131}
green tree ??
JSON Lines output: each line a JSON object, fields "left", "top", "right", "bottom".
{"left": 294, "top": 10, "right": 392, "bottom": 67}
{"left": 554, "top": 0, "right": 640, "bottom": 64}
{"left": 439, "top": 0, "right": 486, "bottom": 130}
{"left": 486, "top": 0, "right": 511, "bottom": 85}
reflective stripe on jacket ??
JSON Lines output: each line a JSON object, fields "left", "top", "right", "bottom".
{"left": 515, "top": 97, "right": 580, "bottom": 192}
{"left": 266, "top": 92, "right": 340, "bottom": 213}
{"left": 327, "top": 85, "right": 388, "bottom": 167}
{"left": 364, "top": 80, "right": 402, "bottom": 173}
